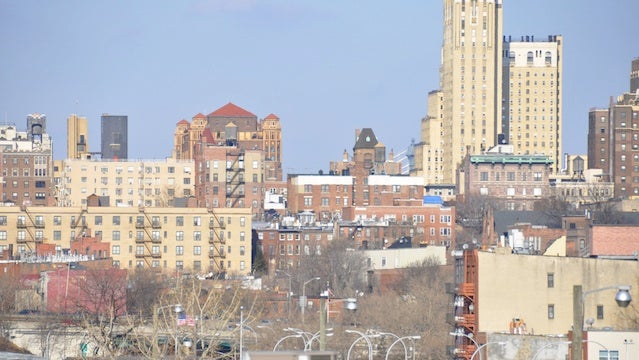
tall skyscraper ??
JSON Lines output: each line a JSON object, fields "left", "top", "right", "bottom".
{"left": 101, "top": 114, "right": 128, "bottom": 160}
{"left": 67, "top": 114, "right": 89, "bottom": 160}
{"left": 437, "top": 0, "right": 503, "bottom": 184}
{"left": 502, "top": 35, "right": 563, "bottom": 173}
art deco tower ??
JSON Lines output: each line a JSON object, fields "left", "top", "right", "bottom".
{"left": 438, "top": 0, "right": 503, "bottom": 184}
{"left": 67, "top": 114, "right": 89, "bottom": 160}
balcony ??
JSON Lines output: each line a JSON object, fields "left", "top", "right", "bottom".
{"left": 151, "top": 237, "right": 162, "bottom": 244}
{"left": 152, "top": 221, "right": 161, "bottom": 229}
{"left": 135, "top": 221, "right": 145, "bottom": 229}
{"left": 17, "top": 221, "right": 27, "bottom": 229}
{"left": 151, "top": 253, "right": 162, "bottom": 258}
{"left": 16, "top": 237, "right": 27, "bottom": 243}
{"left": 135, "top": 252, "right": 149, "bottom": 258}
{"left": 34, "top": 221, "right": 45, "bottom": 228}
{"left": 135, "top": 237, "right": 147, "bottom": 243}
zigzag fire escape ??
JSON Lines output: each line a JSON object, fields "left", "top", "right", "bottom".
{"left": 448, "top": 249, "right": 479, "bottom": 360}
{"left": 134, "top": 207, "right": 162, "bottom": 268}
{"left": 16, "top": 206, "right": 48, "bottom": 252}
{"left": 225, "top": 150, "right": 245, "bottom": 208}
{"left": 70, "top": 206, "right": 89, "bottom": 254}
{"left": 207, "top": 208, "right": 226, "bottom": 273}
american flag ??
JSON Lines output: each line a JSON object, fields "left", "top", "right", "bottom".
{"left": 177, "top": 312, "right": 196, "bottom": 327}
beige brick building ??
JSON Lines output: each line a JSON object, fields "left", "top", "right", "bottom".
{"left": 52, "top": 158, "right": 195, "bottom": 207}
{"left": 0, "top": 205, "right": 251, "bottom": 275}
{"left": 503, "top": 35, "right": 563, "bottom": 173}
{"left": 436, "top": 0, "right": 503, "bottom": 184}
{"left": 451, "top": 249, "right": 638, "bottom": 357}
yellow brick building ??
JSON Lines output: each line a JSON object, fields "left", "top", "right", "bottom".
{"left": 0, "top": 205, "right": 252, "bottom": 275}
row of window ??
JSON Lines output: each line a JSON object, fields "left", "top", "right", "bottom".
{"left": 479, "top": 171, "right": 543, "bottom": 182}
{"left": 112, "top": 244, "right": 245, "bottom": 256}
{"left": 74, "top": 165, "right": 183, "bottom": 175}
{"left": 0, "top": 229, "right": 244, "bottom": 243}
{"left": 2, "top": 215, "right": 238, "bottom": 228}
{"left": 113, "top": 259, "right": 245, "bottom": 272}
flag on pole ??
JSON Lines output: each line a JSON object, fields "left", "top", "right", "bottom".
{"left": 177, "top": 312, "right": 196, "bottom": 327}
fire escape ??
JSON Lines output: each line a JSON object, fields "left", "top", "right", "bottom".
{"left": 207, "top": 208, "right": 226, "bottom": 274}
{"left": 70, "top": 206, "right": 89, "bottom": 253}
{"left": 135, "top": 207, "right": 162, "bottom": 267}
{"left": 448, "top": 249, "right": 479, "bottom": 360}
{"left": 225, "top": 150, "right": 245, "bottom": 208}
{"left": 16, "top": 206, "right": 47, "bottom": 253}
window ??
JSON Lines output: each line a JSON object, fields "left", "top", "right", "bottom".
{"left": 240, "top": 246, "right": 245, "bottom": 256}
{"left": 113, "top": 216, "right": 120, "bottom": 225}
{"left": 176, "top": 231, "right": 184, "bottom": 241}
{"left": 95, "top": 216, "right": 102, "bottom": 226}
{"left": 193, "top": 246, "right": 201, "bottom": 255}
{"left": 0, "top": 231, "right": 6, "bottom": 240}
{"left": 53, "top": 231, "right": 61, "bottom": 240}
{"left": 176, "top": 216, "right": 184, "bottom": 226}
{"left": 176, "top": 246, "right": 184, "bottom": 255}
{"left": 547, "top": 273, "right": 554, "bottom": 288}
{"left": 598, "top": 350, "right": 619, "bottom": 360}
{"left": 547, "top": 304, "right": 555, "bottom": 319}
{"left": 112, "top": 245, "right": 120, "bottom": 255}
{"left": 507, "top": 172, "right": 516, "bottom": 181}
{"left": 53, "top": 216, "right": 61, "bottom": 226}
{"left": 597, "top": 304, "right": 604, "bottom": 319}
{"left": 112, "top": 231, "right": 120, "bottom": 241}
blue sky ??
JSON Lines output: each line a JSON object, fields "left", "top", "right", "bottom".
{"left": 1, "top": 0, "right": 637, "bottom": 174}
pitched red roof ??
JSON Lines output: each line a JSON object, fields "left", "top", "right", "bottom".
{"left": 208, "top": 102, "right": 256, "bottom": 118}
{"left": 176, "top": 119, "right": 189, "bottom": 126}
{"left": 264, "top": 113, "right": 279, "bottom": 120}
{"left": 193, "top": 113, "right": 206, "bottom": 119}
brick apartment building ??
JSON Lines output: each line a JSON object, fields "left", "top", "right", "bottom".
{"left": 460, "top": 145, "right": 553, "bottom": 211}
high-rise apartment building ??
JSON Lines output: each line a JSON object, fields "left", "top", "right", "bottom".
{"left": 67, "top": 114, "right": 89, "bottom": 160}
{"left": 101, "top": 114, "right": 128, "bottom": 160}
{"left": 587, "top": 59, "right": 639, "bottom": 198}
{"left": 430, "top": 0, "right": 503, "bottom": 185}
{"left": 502, "top": 35, "right": 563, "bottom": 173}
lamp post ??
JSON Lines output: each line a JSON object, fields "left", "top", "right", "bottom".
{"left": 239, "top": 306, "right": 244, "bottom": 360}
{"left": 384, "top": 335, "right": 421, "bottom": 360}
{"left": 273, "top": 334, "right": 304, "bottom": 351}
{"left": 276, "top": 269, "right": 292, "bottom": 320}
{"left": 470, "top": 341, "right": 506, "bottom": 360}
{"left": 301, "top": 277, "right": 320, "bottom": 323}
{"left": 155, "top": 304, "right": 182, "bottom": 357}
{"left": 346, "top": 330, "right": 377, "bottom": 360}
{"left": 572, "top": 285, "right": 631, "bottom": 360}
{"left": 449, "top": 332, "right": 480, "bottom": 360}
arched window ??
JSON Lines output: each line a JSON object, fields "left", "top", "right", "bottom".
{"left": 545, "top": 51, "right": 552, "bottom": 65}
{"left": 527, "top": 51, "right": 534, "bottom": 64}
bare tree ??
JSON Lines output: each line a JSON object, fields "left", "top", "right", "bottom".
{"left": 129, "top": 276, "right": 254, "bottom": 359}
{"left": 126, "top": 267, "right": 164, "bottom": 317}
{"left": 73, "top": 268, "right": 130, "bottom": 358}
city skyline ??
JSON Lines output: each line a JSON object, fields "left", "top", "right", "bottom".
{"left": 1, "top": 0, "right": 637, "bottom": 174}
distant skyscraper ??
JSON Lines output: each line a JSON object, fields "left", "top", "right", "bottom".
{"left": 101, "top": 114, "right": 128, "bottom": 160}
{"left": 67, "top": 114, "right": 89, "bottom": 160}
{"left": 433, "top": 0, "right": 503, "bottom": 184}
{"left": 631, "top": 57, "right": 639, "bottom": 94}
{"left": 502, "top": 35, "right": 563, "bottom": 173}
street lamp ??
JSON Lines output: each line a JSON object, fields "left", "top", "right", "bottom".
{"left": 384, "top": 335, "right": 421, "bottom": 360}
{"left": 239, "top": 306, "right": 244, "bottom": 360}
{"left": 572, "top": 285, "right": 632, "bottom": 360}
{"left": 276, "top": 269, "right": 292, "bottom": 319}
{"left": 301, "top": 277, "right": 320, "bottom": 323}
{"left": 449, "top": 331, "right": 480, "bottom": 360}
{"left": 273, "top": 334, "right": 304, "bottom": 351}
{"left": 470, "top": 341, "right": 506, "bottom": 360}
{"left": 346, "top": 329, "right": 378, "bottom": 360}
